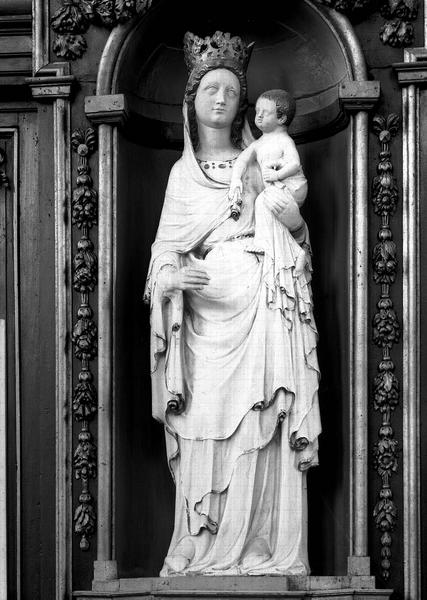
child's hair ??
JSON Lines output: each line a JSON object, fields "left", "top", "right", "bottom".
{"left": 259, "top": 89, "right": 296, "bottom": 127}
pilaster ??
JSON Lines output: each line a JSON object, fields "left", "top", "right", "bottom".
{"left": 340, "top": 81, "right": 380, "bottom": 575}
{"left": 392, "top": 47, "right": 427, "bottom": 600}
{"left": 26, "top": 62, "right": 75, "bottom": 600}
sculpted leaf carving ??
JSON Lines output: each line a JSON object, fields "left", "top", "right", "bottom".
{"left": 73, "top": 370, "right": 98, "bottom": 421}
{"left": 51, "top": 0, "right": 152, "bottom": 60}
{"left": 74, "top": 238, "right": 98, "bottom": 292}
{"left": 72, "top": 128, "right": 98, "bottom": 228}
{"left": 373, "top": 494, "right": 397, "bottom": 531}
{"left": 74, "top": 492, "right": 96, "bottom": 551}
{"left": 51, "top": 1, "right": 91, "bottom": 33}
{"left": 72, "top": 185, "right": 98, "bottom": 229}
{"left": 372, "top": 239, "right": 397, "bottom": 284}
{"left": 72, "top": 306, "right": 98, "bottom": 361}
{"left": 372, "top": 114, "right": 399, "bottom": 139}
{"left": 72, "top": 126, "right": 99, "bottom": 551}
{"left": 372, "top": 116, "right": 399, "bottom": 217}
{"left": 74, "top": 430, "right": 97, "bottom": 480}
{"left": 373, "top": 298, "right": 400, "bottom": 349}
{"left": 373, "top": 362, "right": 399, "bottom": 413}
{"left": 373, "top": 434, "right": 399, "bottom": 478}
{"left": 53, "top": 33, "right": 88, "bottom": 61}
{"left": 318, "top": 0, "right": 419, "bottom": 47}
{"left": 380, "top": 0, "right": 418, "bottom": 19}
{"left": 371, "top": 114, "right": 400, "bottom": 582}
{"left": 318, "top": 0, "right": 374, "bottom": 14}
{"left": 379, "top": 18, "right": 415, "bottom": 46}
{"left": 380, "top": 0, "right": 418, "bottom": 46}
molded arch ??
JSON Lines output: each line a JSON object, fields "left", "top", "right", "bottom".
{"left": 95, "top": 0, "right": 367, "bottom": 142}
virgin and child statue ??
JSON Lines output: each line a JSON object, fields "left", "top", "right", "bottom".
{"left": 144, "top": 30, "right": 321, "bottom": 576}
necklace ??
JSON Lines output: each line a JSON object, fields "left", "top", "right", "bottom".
{"left": 196, "top": 157, "right": 238, "bottom": 171}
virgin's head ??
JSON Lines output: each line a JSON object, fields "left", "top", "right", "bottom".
{"left": 185, "top": 65, "right": 249, "bottom": 151}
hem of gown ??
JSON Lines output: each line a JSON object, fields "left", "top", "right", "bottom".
{"left": 160, "top": 565, "right": 310, "bottom": 577}
{"left": 166, "top": 406, "right": 319, "bottom": 507}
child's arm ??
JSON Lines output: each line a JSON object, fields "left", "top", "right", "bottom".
{"left": 274, "top": 161, "right": 300, "bottom": 181}
{"left": 229, "top": 143, "right": 257, "bottom": 200}
{"left": 263, "top": 138, "right": 302, "bottom": 183}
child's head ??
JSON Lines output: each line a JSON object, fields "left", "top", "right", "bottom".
{"left": 255, "top": 89, "right": 296, "bottom": 132}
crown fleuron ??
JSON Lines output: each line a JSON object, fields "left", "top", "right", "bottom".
{"left": 183, "top": 31, "right": 254, "bottom": 74}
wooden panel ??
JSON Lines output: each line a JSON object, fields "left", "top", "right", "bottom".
{"left": 0, "top": 6, "right": 32, "bottom": 81}
{"left": 0, "top": 126, "right": 19, "bottom": 600}
{"left": 17, "top": 106, "right": 56, "bottom": 600}
{"left": 0, "top": 56, "right": 31, "bottom": 75}
{"left": 0, "top": 1, "right": 31, "bottom": 15}
{"left": 0, "top": 36, "right": 31, "bottom": 54}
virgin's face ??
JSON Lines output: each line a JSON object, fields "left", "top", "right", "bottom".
{"left": 194, "top": 68, "right": 240, "bottom": 129}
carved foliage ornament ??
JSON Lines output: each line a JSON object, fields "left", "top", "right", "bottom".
{"left": 51, "top": 0, "right": 153, "bottom": 60}
{"left": 318, "top": 0, "right": 419, "bottom": 47}
{"left": 371, "top": 113, "right": 400, "bottom": 582}
{"left": 319, "top": 0, "right": 373, "bottom": 12}
{"left": 71, "top": 127, "right": 98, "bottom": 551}
{"left": 51, "top": 0, "right": 419, "bottom": 60}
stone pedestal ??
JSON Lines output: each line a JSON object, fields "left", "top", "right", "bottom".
{"left": 73, "top": 576, "right": 392, "bottom": 600}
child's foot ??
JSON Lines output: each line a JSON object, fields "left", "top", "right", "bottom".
{"left": 294, "top": 250, "right": 306, "bottom": 276}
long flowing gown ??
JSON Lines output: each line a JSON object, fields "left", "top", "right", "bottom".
{"left": 144, "top": 107, "right": 321, "bottom": 576}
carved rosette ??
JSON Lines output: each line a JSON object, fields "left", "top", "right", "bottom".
{"left": 318, "top": 0, "right": 419, "bottom": 47}
{"left": 371, "top": 114, "right": 400, "bottom": 581}
{"left": 51, "top": 0, "right": 153, "bottom": 60}
{"left": 71, "top": 127, "right": 98, "bottom": 551}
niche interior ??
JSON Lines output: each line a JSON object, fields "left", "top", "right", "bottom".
{"left": 101, "top": 0, "right": 355, "bottom": 578}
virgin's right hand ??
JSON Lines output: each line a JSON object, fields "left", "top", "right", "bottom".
{"left": 229, "top": 179, "right": 243, "bottom": 202}
{"left": 160, "top": 266, "right": 210, "bottom": 294}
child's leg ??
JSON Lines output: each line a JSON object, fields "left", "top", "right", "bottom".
{"left": 294, "top": 248, "right": 307, "bottom": 276}
{"left": 246, "top": 190, "right": 273, "bottom": 255}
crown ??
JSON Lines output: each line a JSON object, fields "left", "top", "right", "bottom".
{"left": 183, "top": 31, "right": 254, "bottom": 74}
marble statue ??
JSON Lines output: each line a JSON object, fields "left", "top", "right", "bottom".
{"left": 144, "top": 30, "right": 321, "bottom": 577}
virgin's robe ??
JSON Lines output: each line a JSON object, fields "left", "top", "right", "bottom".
{"left": 144, "top": 108, "right": 321, "bottom": 576}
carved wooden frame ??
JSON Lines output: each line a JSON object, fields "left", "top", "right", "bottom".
{"left": 84, "top": 1, "right": 381, "bottom": 590}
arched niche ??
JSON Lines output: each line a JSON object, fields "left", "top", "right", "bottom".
{"left": 86, "top": 0, "right": 379, "bottom": 586}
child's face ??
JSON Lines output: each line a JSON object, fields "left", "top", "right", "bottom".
{"left": 255, "top": 97, "right": 284, "bottom": 133}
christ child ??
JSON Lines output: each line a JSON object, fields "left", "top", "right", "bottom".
{"left": 229, "top": 90, "right": 308, "bottom": 272}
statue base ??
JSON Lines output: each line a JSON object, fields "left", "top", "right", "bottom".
{"left": 73, "top": 575, "right": 392, "bottom": 599}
